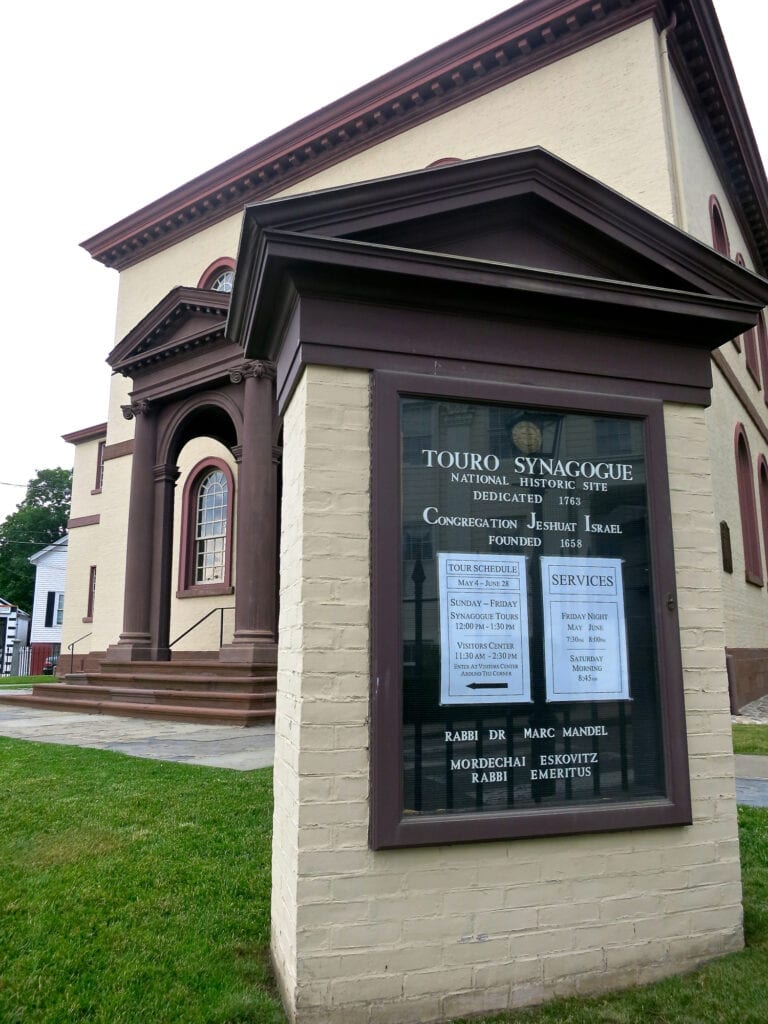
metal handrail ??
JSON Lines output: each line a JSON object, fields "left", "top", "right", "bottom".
{"left": 68, "top": 632, "right": 92, "bottom": 673}
{"left": 169, "top": 607, "right": 235, "bottom": 650}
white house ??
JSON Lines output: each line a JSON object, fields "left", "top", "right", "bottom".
{"left": 0, "top": 599, "right": 29, "bottom": 677}
{"left": 28, "top": 536, "right": 68, "bottom": 675}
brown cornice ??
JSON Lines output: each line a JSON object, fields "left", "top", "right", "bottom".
{"left": 108, "top": 286, "right": 230, "bottom": 376}
{"left": 80, "top": 0, "right": 768, "bottom": 277}
{"left": 62, "top": 422, "right": 108, "bottom": 445}
{"left": 81, "top": 0, "right": 662, "bottom": 272}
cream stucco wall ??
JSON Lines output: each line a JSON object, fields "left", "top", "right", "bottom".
{"left": 707, "top": 363, "right": 768, "bottom": 647}
{"left": 281, "top": 21, "right": 675, "bottom": 223}
{"left": 668, "top": 66, "right": 768, "bottom": 651}
{"left": 61, "top": 435, "right": 105, "bottom": 656}
{"left": 271, "top": 366, "right": 742, "bottom": 1024}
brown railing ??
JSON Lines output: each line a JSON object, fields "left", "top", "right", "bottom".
{"left": 169, "top": 607, "right": 235, "bottom": 650}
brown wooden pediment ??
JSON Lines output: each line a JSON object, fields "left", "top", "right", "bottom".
{"left": 230, "top": 148, "right": 768, "bottom": 349}
{"left": 228, "top": 148, "right": 768, "bottom": 413}
{"left": 108, "top": 287, "right": 230, "bottom": 377}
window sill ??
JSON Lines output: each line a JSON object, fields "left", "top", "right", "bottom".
{"left": 90, "top": 488, "right": 103, "bottom": 496}
{"left": 176, "top": 584, "right": 234, "bottom": 599}
{"left": 745, "top": 571, "right": 764, "bottom": 587}
{"left": 82, "top": 616, "right": 93, "bottom": 623}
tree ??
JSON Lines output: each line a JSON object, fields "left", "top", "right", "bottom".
{"left": 0, "top": 468, "right": 72, "bottom": 612}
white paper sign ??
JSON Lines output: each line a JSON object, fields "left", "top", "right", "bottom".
{"left": 438, "top": 553, "right": 531, "bottom": 706}
{"left": 540, "top": 556, "right": 630, "bottom": 702}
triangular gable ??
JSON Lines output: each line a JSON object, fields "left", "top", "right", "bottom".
{"left": 29, "top": 536, "right": 68, "bottom": 567}
{"left": 108, "top": 287, "right": 230, "bottom": 377}
{"left": 229, "top": 147, "right": 768, "bottom": 359}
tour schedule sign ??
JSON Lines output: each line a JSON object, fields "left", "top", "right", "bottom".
{"left": 396, "top": 393, "right": 669, "bottom": 831}
{"left": 438, "top": 553, "right": 531, "bottom": 705}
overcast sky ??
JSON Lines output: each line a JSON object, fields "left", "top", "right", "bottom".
{"left": 0, "top": 0, "right": 765, "bottom": 524}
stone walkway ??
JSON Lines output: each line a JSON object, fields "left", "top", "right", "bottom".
{"left": 1, "top": 691, "right": 768, "bottom": 803}
{"left": 0, "top": 692, "right": 274, "bottom": 771}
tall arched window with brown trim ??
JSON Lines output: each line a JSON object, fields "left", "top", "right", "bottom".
{"left": 709, "top": 195, "right": 730, "bottom": 257}
{"left": 178, "top": 458, "right": 235, "bottom": 596}
{"left": 758, "top": 315, "right": 768, "bottom": 406}
{"left": 735, "top": 424, "right": 763, "bottom": 585}
{"left": 709, "top": 197, "right": 738, "bottom": 351}
{"left": 759, "top": 455, "right": 768, "bottom": 580}
{"left": 735, "top": 254, "right": 761, "bottom": 381}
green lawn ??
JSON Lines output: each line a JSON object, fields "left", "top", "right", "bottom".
{"left": 733, "top": 723, "right": 768, "bottom": 756}
{"left": 0, "top": 740, "right": 283, "bottom": 1024}
{"left": 1, "top": 739, "right": 768, "bottom": 1024}
{"left": 0, "top": 676, "right": 52, "bottom": 689}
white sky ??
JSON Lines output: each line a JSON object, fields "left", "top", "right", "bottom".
{"left": 0, "top": 0, "right": 765, "bottom": 523}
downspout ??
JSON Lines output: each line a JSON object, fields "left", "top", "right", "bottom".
{"left": 658, "top": 11, "right": 688, "bottom": 232}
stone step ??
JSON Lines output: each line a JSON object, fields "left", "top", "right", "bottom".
{"left": 95, "top": 659, "right": 276, "bottom": 678}
{"left": 30, "top": 684, "right": 275, "bottom": 711}
{"left": 0, "top": 692, "right": 273, "bottom": 727}
{"left": 64, "top": 672, "right": 277, "bottom": 694}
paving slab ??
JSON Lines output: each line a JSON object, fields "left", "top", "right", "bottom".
{"left": 0, "top": 693, "right": 274, "bottom": 770}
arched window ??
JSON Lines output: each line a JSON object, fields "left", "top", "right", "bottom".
{"left": 709, "top": 198, "right": 739, "bottom": 352}
{"left": 709, "top": 195, "right": 730, "bottom": 257}
{"left": 735, "top": 424, "right": 763, "bottom": 586}
{"left": 197, "top": 258, "right": 236, "bottom": 293}
{"left": 735, "top": 254, "right": 761, "bottom": 380}
{"left": 178, "top": 458, "right": 235, "bottom": 596}
{"left": 758, "top": 315, "right": 768, "bottom": 406}
{"left": 195, "top": 470, "right": 228, "bottom": 582}
{"left": 759, "top": 456, "right": 768, "bottom": 579}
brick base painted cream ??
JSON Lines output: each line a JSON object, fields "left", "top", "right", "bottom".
{"left": 272, "top": 368, "right": 742, "bottom": 1024}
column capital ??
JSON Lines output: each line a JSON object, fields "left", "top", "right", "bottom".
{"left": 153, "top": 463, "right": 180, "bottom": 485}
{"left": 122, "top": 399, "right": 153, "bottom": 420}
{"left": 229, "top": 360, "right": 277, "bottom": 384}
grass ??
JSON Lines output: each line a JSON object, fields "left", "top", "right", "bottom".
{"left": 0, "top": 740, "right": 283, "bottom": 1024}
{"left": 733, "top": 723, "right": 768, "bottom": 756}
{"left": 1, "top": 739, "right": 768, "bottom": 1024}
{"left": 0, "top": 675, "right": 53, "bottom": 689}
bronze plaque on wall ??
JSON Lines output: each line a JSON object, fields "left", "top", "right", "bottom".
{"left": 371, "top": 373, "right": 691, "bottom": 848}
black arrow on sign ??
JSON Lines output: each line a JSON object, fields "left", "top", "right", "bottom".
{"left": 466, "top": 682, "right": 509, "bottom": 689}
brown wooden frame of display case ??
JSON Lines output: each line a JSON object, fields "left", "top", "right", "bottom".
{"left": 370, "top": 369, "right": 692, "bottom": 849}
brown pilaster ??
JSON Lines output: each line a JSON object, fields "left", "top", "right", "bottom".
{"left": 150, "top": 462, "right": 180, "bottom": 661}
{"left": 220, "top": 360, "right": 279, "bottom": 664}
{"left": 107, "top": 400, "right": 158, "bottom": 662}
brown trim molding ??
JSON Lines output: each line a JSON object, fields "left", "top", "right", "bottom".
{"left": 62, "top": 422, "right": 107, "bottom": 445}
{"left": 712, "top": 351, "right": 768, "bottom": 448}
{"left": 68, "top": 514, "right": 101, "bottom": 529}
{"left": 103, "top": 439, "right": 135, "bottom": 462}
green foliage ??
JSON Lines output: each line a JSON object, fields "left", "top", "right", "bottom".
{"left": 733, "top": 724, "right": 768, "bottom": 756}
{"left": 0, "top": 468, "right": 71, "bottom": 611}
